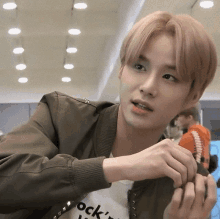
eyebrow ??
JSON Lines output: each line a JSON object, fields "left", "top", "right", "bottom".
{"left": 139, "top": 55, "right": 176, "bottom": 70}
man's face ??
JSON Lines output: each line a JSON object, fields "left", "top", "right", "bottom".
{"left": 118, "top": 33, "right": 196, "bottom": 131}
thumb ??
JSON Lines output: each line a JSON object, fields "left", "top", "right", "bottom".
{"left": 163, "top": 202, "right": 171, "bottom": 219}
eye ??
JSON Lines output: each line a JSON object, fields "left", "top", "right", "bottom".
{"left": 163, "top": 74, "right": 177, "bottom": 82}
{"left": 134, "top": 64, "right": 146, "bottom": 71}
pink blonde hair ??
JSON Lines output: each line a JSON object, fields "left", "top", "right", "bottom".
{"left": 120, "top": 11, "right": 217, "bottom": 101}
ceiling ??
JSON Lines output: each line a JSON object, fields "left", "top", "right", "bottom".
{"left": 0, "top": 0, "right": 219, "bottom": 103}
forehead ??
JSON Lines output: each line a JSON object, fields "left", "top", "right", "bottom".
{"left": 139, "top": 33, "right": 176, "bottom": 66}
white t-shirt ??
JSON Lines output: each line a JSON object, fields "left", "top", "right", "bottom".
{"left": 60, "top": 154, "right": 133, "bottom": 219}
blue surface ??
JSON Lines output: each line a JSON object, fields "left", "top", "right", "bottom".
{"left": 210, "top": 141, "right": 220, "bottom": 218}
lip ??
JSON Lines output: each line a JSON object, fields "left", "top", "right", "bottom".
{"left": 132, "top": 99, "right": 154, "bottom": 112}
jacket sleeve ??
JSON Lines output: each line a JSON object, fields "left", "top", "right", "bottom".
{"left": 0, "top": 93, "right": 110, "bottom": 213}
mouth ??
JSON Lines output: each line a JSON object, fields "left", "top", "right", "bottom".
{"left": 132, "top": 101, "right": 154, "bottom": 112}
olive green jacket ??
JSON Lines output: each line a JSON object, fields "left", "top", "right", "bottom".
{"left": 0, "top": 91, "right": 209, "bottom": 219}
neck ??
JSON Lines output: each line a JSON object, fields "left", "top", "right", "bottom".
{"left": 112, "top": 108, "right": 165, "bottom": 157}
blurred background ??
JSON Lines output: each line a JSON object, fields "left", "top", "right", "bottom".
{"left": 0, "top": 0, "right": 220, "bottom": 217}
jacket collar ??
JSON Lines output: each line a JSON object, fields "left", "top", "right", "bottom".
{"left": 93, "top": 104, "right": 119, "bottom": 157}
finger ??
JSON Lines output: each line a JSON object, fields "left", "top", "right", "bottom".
{"left": 180, "top": 182, "right": 195, "bottom": 210}
{"left": 169, "top": 187, "right": 184, "bottom": 213}
{"left": 193, "top": 174, "right": 206, "bottom": 208}
{"left": 169, "top": 144, "right": 197, "bottom": 183}
{"left": 163, "top": 164, "right": 183, "bottom": 188}
{"left": 203, "top": 176, "right": 208, "bottom": 184}
{"left": 204, "top": 174, "right": 217, "bottom": 212}
{"left": 160, "top": 139, "right": 197, "bottom": 177}
{"left": 174, "top": 143, "right": 198, "bottom": 177}
{"left": 166, "top": 156, "right": 187, "bottom": 187}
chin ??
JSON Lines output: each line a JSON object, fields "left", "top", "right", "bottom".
{"left": 126, "top": 117, "right": 152, "bottom": 130}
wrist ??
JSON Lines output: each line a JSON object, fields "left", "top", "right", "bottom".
{"left": 103, "top": 157, "right": 127, "bottom": 183}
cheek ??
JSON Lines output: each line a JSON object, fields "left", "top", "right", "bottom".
{"left": 162, "top": 86, "right": 189, "bottom": 106}
{"left": 119, "top": 73, "right": 136, "bottom": 95}
{"left": 161, "top": 94, "right": 187, "bottom": 119}
{"left": 162, "top": 87, "right": 182, "bottom": 97}
{"left": 119, "top": 81, "right": 131, "bottom": 100}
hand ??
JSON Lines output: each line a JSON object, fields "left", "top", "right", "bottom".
{"left": 163, "top": 174, "right": 217, "bottom": 219}
{"left": 118, "top": 139, "right": 197, "bottom": 187}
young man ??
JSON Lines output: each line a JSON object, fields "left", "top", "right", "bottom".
{"left": 176, "top": 107, "right": 211, "bottom": 170}
{"left": 0, "top": 11, "right": 217, "bottom": 219}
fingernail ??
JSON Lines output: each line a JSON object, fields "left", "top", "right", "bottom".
{"left": 173, "top": 183, "right": 177, "bottom": 189}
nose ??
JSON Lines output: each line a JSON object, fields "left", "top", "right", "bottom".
{"left": 139, "top": 73, "right": 158, "bottom": 97}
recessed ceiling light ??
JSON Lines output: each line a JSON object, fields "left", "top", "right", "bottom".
{"left": 66, "top": 47, "right": 78, "bottom": 53}
{"left": 64, "top": 64, "right": 74, "bottom": 69}
{"left": 68, "top": 29, "right": 81, "bottom": 35}
{"left": 74, "top": 3, "right": 87, "bottom": 9}
{"left": 16, "top": 64, "right": 26, "bottom": 70}
{"left": 200, "top": 0, "right": 214, "bottom": 8}
{"left": 62, "top": 77, "right": 71, "bottom": 82}
{"left": 3, "top": 2, "right": 17, "bottom": 10}
{"left": 18, "top": 77, "right": 28, "bottom": 83}
{"left": 13, "top": 47, "right": 24, "bottom": 54}
{"left": 8, "top": 28, "right": 21, "bottom": 35}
